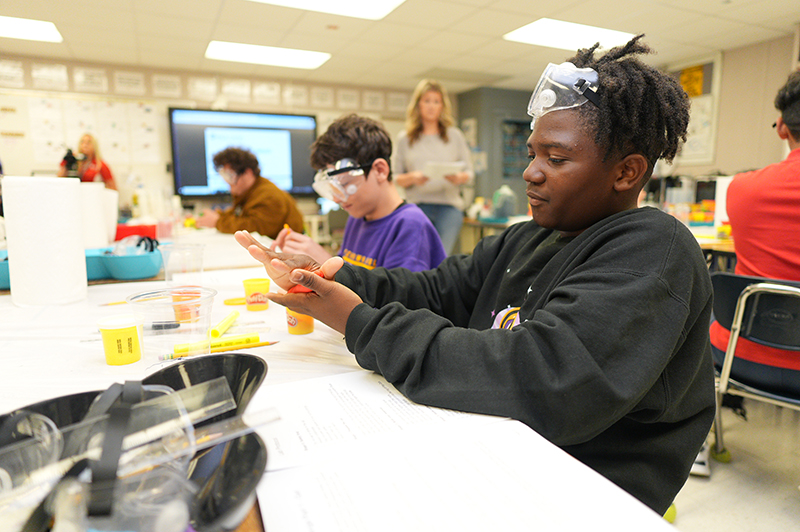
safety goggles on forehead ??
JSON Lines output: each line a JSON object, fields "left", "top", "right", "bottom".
{"left": 527, "top": 62, "right": 601, "bottom": 129}
{"left": 312, "top": 158, "right": 372, "bottom": 202}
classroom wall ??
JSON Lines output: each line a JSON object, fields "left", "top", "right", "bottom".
{"left": 1, "top": 32, "right": 798, "bottom": 217}
{"left": 0, "top": 54, "right": 410, "bottom": 213}
{"left": 457, "top": 87, "right": 530, "bottom": 211}
{"left": 457, "top": 33, "right": 798, "bottom": 213}
{"left": 677, "top": 34, "right": 796, "bottom": 177}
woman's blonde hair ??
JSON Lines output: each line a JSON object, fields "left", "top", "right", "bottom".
{"left": 405, "top": 79, "right": 453, "bottom": 144}
{"left": 79, "top": 133, "right": 102, "bottom": 162}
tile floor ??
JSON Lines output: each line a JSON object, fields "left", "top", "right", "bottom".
{"left": 672, "top": 400, "right": 800, "bottom": 531}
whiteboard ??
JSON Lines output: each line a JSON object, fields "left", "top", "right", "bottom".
{"left": 0, "top": 90, "right": 179, "bottom": 206}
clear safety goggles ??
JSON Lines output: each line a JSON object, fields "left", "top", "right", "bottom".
{"left": 527, "top": 62, "right": 601, "bottom": 129}
{"left": 217, "top": 167, "right": 239, "bottom": 185}
{"left": 312, "top": 158, "right": 372, "bottom": 202}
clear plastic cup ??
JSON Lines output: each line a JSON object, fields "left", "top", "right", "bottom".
{"left": 159, "top": 243, "right": 205, "bottom": 285}
{"left": 126, "top": 287, "right": 217, "bottom": 362}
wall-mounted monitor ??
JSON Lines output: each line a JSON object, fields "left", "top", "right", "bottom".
{"left": 168, "top": 108, "right": 317, "bottom": 198}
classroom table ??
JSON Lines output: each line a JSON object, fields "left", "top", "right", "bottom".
{"left": 458, "top": 216, "right": 530, "bottom": 253}
{"left": 0, "top": 266, "right": 675, "bottom": 531}
{"left": 694, "top": 234, "right": 737, "bottom": 272}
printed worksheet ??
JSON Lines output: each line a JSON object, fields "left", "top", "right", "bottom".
{"left": 257, "top": 418, "right": 670, "bottom": 532}
{"left": 249, "top": 371, "right": 500, "bottom": 471}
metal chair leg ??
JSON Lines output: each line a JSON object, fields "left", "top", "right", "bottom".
{"left": 711, "top": 390, "right": 731, "bottom": 462}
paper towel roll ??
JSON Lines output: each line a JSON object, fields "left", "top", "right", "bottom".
{"left": 102, "top": 188, "right": 119, "bottom": 244}
{"left": 3, "top": 176, "right": 88, "bottom": 306}
{"left": 80, "top": 182, "right": 108, "bottom": 248}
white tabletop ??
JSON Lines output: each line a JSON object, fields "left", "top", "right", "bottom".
{"left": 164, "top": 227, "right": 274, "bottom": 271}
{"left": 0, "top": 268, "right": 673, "bottom": 531}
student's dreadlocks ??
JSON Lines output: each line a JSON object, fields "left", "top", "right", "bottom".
{"left": 567, "top": 35, "right": 690, "bottom": 171}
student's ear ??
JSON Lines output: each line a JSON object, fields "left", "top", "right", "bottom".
{"left": 371, "top": 158, "right": 390, "bottom": 183}
{"left": 613, "top": 153, "right": 649, "bottom": 193}
{"left": 775, "top": 116, "right": 791, "bottom": 141}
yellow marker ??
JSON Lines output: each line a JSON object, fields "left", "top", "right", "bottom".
{"left": 283, "top": 223, "right": 291, "bottom": 231}
{"left": 172, "top": 332, "right": 262, "bottom": 355}
{"left": 209, "top": 310, "right": 239, "bottom": 338}
{"left": 100, "top": 300, "right": 128, "bottom": 307}
{"left": 161, "top": 339, "right": 277, "bottom": 360}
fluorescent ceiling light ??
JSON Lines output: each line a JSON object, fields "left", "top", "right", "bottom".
{"left": 205, "top": 41, "right": 331, "bottom": 69}
{"left": 504, "top": 18, "right": 635, "bottom": 51}
{"left": 0, "top": 15, "right": 62, "bottom": 43}
{"left": 245, "top": 0, "right": 406, "bottom": 20}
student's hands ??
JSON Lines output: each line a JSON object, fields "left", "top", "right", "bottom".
{"left": 269, "top": 257, "right": 363, "bottom": 335}
{"left": 235, "top": 230, "right": 360, "bottom": 334}
{"left": 235, "top": 230, "right": 319, "bottom": 290}
{"left": 270, "top": 227, "right": 332, "bottom": 264}
{"left": 196, "top": 208, "right": 220, "bottom": 228}
{"left": 395, "top": 171, "right": 429, "bottom": 188}
{"left": 444, "top": 171, "right": 470, "bottom": 185}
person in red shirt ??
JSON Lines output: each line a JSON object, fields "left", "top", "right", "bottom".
{"left": 58, "top": 133, "right": 117, "bottom": 190}
{"left": 709, "top": 70, "right": 800, "bottom": 395}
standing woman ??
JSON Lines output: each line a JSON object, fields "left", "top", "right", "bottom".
{"left": 58, "top": 133, "right": 117, "bottom": 190}
{"left": 393, "top": 79, "right": 473, "bottom": 255}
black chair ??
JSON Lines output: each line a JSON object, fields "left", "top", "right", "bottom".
{"left": 710, "top": 272, "right": 800, "bottom": 460}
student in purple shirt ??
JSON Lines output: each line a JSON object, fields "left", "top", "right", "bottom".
{"left": 271, "top": 114, "right": 446, "bottom": 272}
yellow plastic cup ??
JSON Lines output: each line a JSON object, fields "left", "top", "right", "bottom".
{"left": 243, "top": 278, "right": 270, "bottom": 311}
{"left": 98, "top": 315, "right": 143, "bottom": 365}
{"left": 286, "top": 308, "right": 314, "bottom": 335}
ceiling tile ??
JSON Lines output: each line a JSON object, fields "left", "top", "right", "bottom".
{"left": 466, "top": 39, "right": 546, "bottom": 61}
{"left": 138, "top": 48, "right": 202, "bottom": 70}
{"left": 2, "top": 0, "right": 799, "bottom": 96}
{"left": 137, "top": 36, "right": 208, "bottom": 56}
{"left": 416, "top": 31, "right": 494, "bottom": 54}
{"left": 135, "top": 14, "right": 215, "bottom": 40}
{"left": 278, "top": 30, "right": 355, "bottom": 54}
{"left": 209, "top": 24, "right": 286, "bottom": 46}
{"left": 132, "top": 0, "right": 223, "bottom": 21}
{"left": 702, "top": 24, "right": 786, "bottom": 52}
{"left": 0, "top": 39, "right": 72, "bottom": 60}
{"left": 67, "top": 44, "right": 140, "bottom": 65}
{"left": 216, "top": 0, "right": 304, "bottom": 27}
{"left": 197, "top": 58, "right": 257, "bottom": 75}
{"left": 288, "top": 11, "right": 376, "bottom": 34}
{"left": 358, "top": 21, "right": 437, "bottom": 46}
{"left": 383, "top": 0, "right": 479, "bottom": 29}
{"left": 449, "top": 8, "right": 533, "bottom": 37}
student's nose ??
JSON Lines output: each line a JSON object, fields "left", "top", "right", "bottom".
{"left": 523, "top": 159, "right": 544, "bottom": 184}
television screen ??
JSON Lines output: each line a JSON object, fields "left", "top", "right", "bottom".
{"left": 168, "top": 108, "right": 317, "bottom": 197}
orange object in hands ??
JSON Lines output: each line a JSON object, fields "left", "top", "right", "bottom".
{"left": 287, "top": 270, "right": 325, "bottom": 293}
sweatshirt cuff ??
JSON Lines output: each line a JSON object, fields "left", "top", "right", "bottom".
{"left": 345, "top": 303, "right": 380, "bottom": 370}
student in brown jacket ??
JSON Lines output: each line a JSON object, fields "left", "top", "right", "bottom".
{"left": 196, "top": 147, "right": 304, "bottom": 238}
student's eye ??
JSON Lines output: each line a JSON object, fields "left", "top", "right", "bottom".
{"left": 549, "top": 157, "right": 566, "bottom": 164}
{"left": 527, "top": 153, "right": 535, "bottom": 161}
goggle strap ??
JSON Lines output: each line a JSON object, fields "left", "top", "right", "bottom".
{"left": 574, "top": 78, "right": 601, "bottom": 107}
{"left": 327, "top": 166, "right": 363, "bottom": 178}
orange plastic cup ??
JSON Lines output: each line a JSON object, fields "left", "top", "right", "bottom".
{"left": 286, "top": 308, "right": 314, "bottom": 335}
{"left": 171, "top": 287, "right": 203, "bottom": 323}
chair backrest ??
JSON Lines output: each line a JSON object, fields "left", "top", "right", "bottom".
{"left": 711, "top": 272, "right": 800, "bottom": 351}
